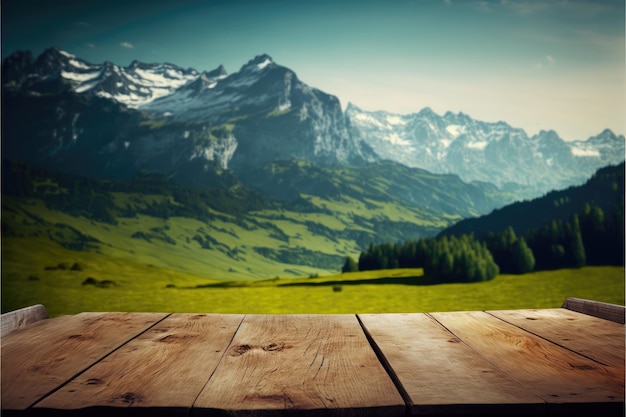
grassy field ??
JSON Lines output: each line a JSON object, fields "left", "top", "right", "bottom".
{"left": 2, "top": 190, "right": 623, "bottom": 317}
{"left": 2, "top": 236, "right": 623, "bottom": 317}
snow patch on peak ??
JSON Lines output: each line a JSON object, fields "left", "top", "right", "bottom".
{"left": 61, "top": 69, "right": 100, "bottom": 83}
{"left": 69, "top": 59, "right": 91, "bottom": 70}
{"left": 385, "top": 132, "right": 412, "bottom": 146}
{"left": 386, "top": 115, "right": 406, "bottom": 126}
{"left": 58, "top": 49, "right": 75, "bottom": 59}
{"left": 277, "top": 101, "right": 291, "bottom": 112}
{"left": 257, "top": 57, "right": 272, "bottom": 70}
{"left": 133, "top": 67, "right": 194, "bottom": 88}
{"left": 241, "top": 54, "right": 274, "bottom": 72}
{"left": 353, "top": 112, "right": 384, "bottom": 128}
{"left": 571, "top": 146, "right": 600, "bottom": 157}
{"left": 467, "top": 141, "right": 488, "bottom": 150}
{"left": 446, "top": 124, "right": 465, "bottom": 138}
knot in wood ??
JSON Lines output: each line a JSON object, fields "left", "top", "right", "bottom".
{"left": 158, "top": 333, "right": 196, "bottom": 343}
{"left": 68, "top": 334, "right": 93, "bottom": 341}
{"left": 569, "top": 363, "right": 597, "bottom": 371}
{"left": 86, "top": 378, "right": 104, "bottom": 385}
{"left": 263, "top": 342, "right": 285, "bottom": 352}
{"left": 230, "top": 344, "right": 253, "bottom": 356}
{"left": 112, "top": 392, "right": 143, "bottom": 405}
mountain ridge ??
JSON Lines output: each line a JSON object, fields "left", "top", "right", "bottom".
{"left": 438, "top": 162, "right": 625, "bottom": 240}
{"left": 1, "top": 156, "right": 514, "bottom": 280}
{"left": 345, "top": 103, "right": 624, "bottom": 197}
{"left": 2, "top": 47, "right": 624, "bottom": 200}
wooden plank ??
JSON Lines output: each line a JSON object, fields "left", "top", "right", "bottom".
{"left": 489, "top": 308, "right": 625, "bottom": 368}
{"left": 35, "top": 314, "right": 243, "bottom": 415}
{"left": 193, "top": 314, "right": 405, "bottom": 416}
{"left": 359, "top": 313, "right": 544, "bottom": 416}
{"left": 0, "top": 304, "right": 48, "bottom": 336}
{"left": 562, "top": 297, "right": 625, "bottom": 324}
{"left": 1, "top": 312, "right": 168, "bottom": 411}
{"left": 431, "top": 311, "right": 624, "bottom": 416}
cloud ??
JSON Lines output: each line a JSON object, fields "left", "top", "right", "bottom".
{"left": 85, "top": 43, "right": 96, "bottom": 48}
{"left": 120, "top": 42, "right": 134, "bottom": 49}
{"left": 73, "top": 21, "right": 90, "bottom": 27}
{"left": 535, "top": 55, "right": 556, "bottom": 70}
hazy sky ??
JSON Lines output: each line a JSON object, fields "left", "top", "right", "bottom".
{"left": 2, "top": 0, "right": 624, "bottom": 141}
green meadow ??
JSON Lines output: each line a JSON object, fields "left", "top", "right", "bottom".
{"left": 2, "top": 166, "right": 623, "bottom": 317}
{"left": 2, "top": 234, "right": 623, "bottom": 317}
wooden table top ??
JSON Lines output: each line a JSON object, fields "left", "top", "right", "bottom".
{"left": 2, "top": 307, "right": 624, "bottom": 416}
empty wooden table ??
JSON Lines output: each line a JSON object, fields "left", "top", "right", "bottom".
{"left": 2, "top": 303, "right": 624, "bottom": 416}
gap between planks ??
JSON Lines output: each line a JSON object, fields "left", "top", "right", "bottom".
{"left": 28, "top": 313, "right": 173, "bottom": 410}
{"left": 190, "top": 314, "right": 246, "bottom": 409}
{"left": 483, "top": 310, "right": 622, "bottom": 367}
{"left": 356, "top": 314, "right": 413, "bottom": 416}
{"left": 427, "top": 310, "right": 623, "bottom": 414}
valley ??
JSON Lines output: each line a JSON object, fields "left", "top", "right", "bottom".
{"left": 1, "top": 158, "right": 510, "bottom": 283}
{"left": 2, "top": 161, "right": 623, "bottom": 317}
{"left": 1, "top": 48, "right": 624, "bottom": 317}
{"left": 2, "top": 230, "right": 623, "bottom": 317}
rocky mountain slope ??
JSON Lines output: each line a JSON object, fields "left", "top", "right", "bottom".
{"left": 346, "top": 104, "right": 624, "bottom": 196}
{"left": 2, "top": 48, "right": 623, "bottom": 200}
{"left": 2, "top": 48, "right": 375, "bottom": 186}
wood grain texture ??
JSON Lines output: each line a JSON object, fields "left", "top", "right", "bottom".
{"left": 1, "top": 312, "right": 167, "bottom": 411}
{"left": 430, "top": 311, "right": 624, "bottom": 414}
{"left": 358, "top": 313, "right": 544, "bottom": 416}
{"left": 488, "top": 308, "right": 625, "bottom": 368}
{"left": 562, "top": 297, "right": 625, "bottom": 324}
{"left": 193, "top": 314, "right": 405, "bottom": 417}
{"left": 35, "top": 314, "right": 244, "bottom": 415}
{"left": 0, "top": 304, "right": 48, "bottom": 336}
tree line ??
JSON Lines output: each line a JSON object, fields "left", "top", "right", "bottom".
{"left": 343, "top": 202, "right": 623, "bottom": 282}
{"left": 1, "top": 159, "right": 274, "bottom": 225}
{"left": 348, "top": 234, "right": 500, "bottom": 283}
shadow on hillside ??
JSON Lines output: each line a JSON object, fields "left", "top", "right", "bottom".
{"left": 186, "top": 275, "right": 446, "bottom": 289}
{"left": 278, "top": 275, "right": 442, "bottom": 287}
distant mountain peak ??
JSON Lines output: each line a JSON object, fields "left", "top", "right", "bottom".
{"left": 2, "top": 47, "right": 623, "bottom": 202}
{"left": 346, "top": 105, "right": 625, "bottom": 196}
{"left": 418, "top": 107, "right": 437, "bottom": 117}
{"left": 205, "top": 64, "right": 227, "bottom": 78}
{"left": 39, "top": 47, "right": 72, "bottom": 58}
{"left": 241, "top": 54, "right": 274, "bottom": 71}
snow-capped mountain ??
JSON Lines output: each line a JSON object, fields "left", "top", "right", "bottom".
{"left": 2, "top": 48, "right": 199, "bottom": 107}
{"left": 345, "top": 103, "right": 624, "bottom": 195}
{"left": 1, "top": 47, "right": 623, "bottom": 199}
{"left": 2, "top": 48, "right": 375, "bottom": 184}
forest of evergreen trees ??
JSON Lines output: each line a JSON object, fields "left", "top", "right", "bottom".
{"left": 343, "top": 203, "right": 624, "bottom": 283}
{"left": 1, "top": 159, "right": 275, "bottom": 225}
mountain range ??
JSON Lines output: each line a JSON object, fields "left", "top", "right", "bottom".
{"left": 2, "top": 47, "right": 625, "bottom": 282}
{"left": 346, "top": 104, "right": 623, "bottom": 196}
{"left": 2, "top": 47, "right": 623, "bottom": 200}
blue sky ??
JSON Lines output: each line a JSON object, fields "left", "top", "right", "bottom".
{"left": 2, "top": 0, "right": 624, "bottom": 141}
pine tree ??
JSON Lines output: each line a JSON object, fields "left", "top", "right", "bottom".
{"left": 341, "top": 256, "right": 359, "bottom": 273}
{"left": 511, "top": 237, "right": 535, "bottom": 273}
{"left": 569, "top": 215, "right": 586, "bottom": 268}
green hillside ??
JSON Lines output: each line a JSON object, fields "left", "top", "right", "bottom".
{"left": 3, "top": 160, "right": 622, "bottom": 316}
{"left": 348, "top": 163, "right": 623, "bottom": 284}
{"left": 1, "top": 159, "right": 512, "bottom": 293}
{"left": 441, "top": 162, "right": 624, "bottom": 239}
